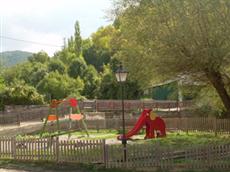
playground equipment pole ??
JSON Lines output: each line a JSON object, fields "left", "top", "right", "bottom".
{"left": 115, "top": 65, "right": 128, "bottom": 162}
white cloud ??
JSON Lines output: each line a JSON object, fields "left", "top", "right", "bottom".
{"left": 1, "top": 19, "right": 63, "bottom": 55}
{"left": 0, "top": 0, "right": 112, "bottom": 56}
{"left": 0, "top": 0, "right": 63, "bottom": 17}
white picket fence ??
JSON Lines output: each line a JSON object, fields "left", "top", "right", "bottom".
{"left": 0, "top": 137, "right": 230, "bottom": 171}
{"left": 106, "top": 143, "right": 230, "bottom": 170}
{"left": 0, "top": 137, "right": 105, "bottom": 163}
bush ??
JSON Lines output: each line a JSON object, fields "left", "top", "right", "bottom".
{"left": 2, "top": 80, "right": 45, "bottom": 105}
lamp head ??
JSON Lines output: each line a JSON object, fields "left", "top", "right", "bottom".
{"left": 115, "top": 65, "right": 128, "bottom": 82}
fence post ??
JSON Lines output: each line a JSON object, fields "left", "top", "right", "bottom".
{"left": 17, "top": 113, "right": 20, "bottom": 126}
{"left": 103, "top": 139, "right": 108, "bottom": 167}
{"left": 176, "top": 100, "right": 179, "bottom": 115}
{"left": 154, "top": 142, "right": 160, "bottom": 168}
{"left": 11, "top": 137, "right": 16, "bottom": 159}
{"left": 214, "top": 117, "right": 217, "bottom": 137}
{"left": 93, "top": 99, "right": 97, "bottom": 112}
{"left": 207, "top": 145, "right": 212, "bottom": 168}
{"left": 186, "top": 117, "right": 189, "bottom": 135}
{"left": 55, "top": 137, "right": 59, "bottom": 163}
{"left": 95, "top": 99, "right": 97, "bottom": 112}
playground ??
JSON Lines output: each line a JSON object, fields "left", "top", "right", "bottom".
{"left": 0, "top": 98, "right": 230, "bottom": 172}
{"left": 62, "top": 130, "right": 230, "bottom": 146}
{"left": 1, "top": 130, "right": 230, "bottom": 171}
{"left": 1, "top": 0, "right": 230, "bottom": 171}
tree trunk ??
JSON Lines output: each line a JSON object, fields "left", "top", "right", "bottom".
{"left": 206, "top": 70, "right": 230, "bottom": 117}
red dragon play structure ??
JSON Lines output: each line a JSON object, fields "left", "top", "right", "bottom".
{"left": 118, "top": 109, "right": 166, "bottom": 140}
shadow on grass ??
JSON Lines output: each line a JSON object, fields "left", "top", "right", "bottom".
{"left": 0, "top": 160, "right": 228, "bottom": 172}
{"left": 0, "top": 160, "right": 133, "bottom": 172}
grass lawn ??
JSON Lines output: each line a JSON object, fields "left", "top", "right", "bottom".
{"left": 70, "top": 129, "right": 119, "bottom": 140}
{"left": 29, "top": 129, "right": 119, "bottom": 140}
{"left": 26, "top": 129, "right": 230, "bottom": 148}
{"left": 139, "top": 131, "right": 230, "bottom": 148}
{"left": 0, "top": 160, "right": 132, "bottom": 172}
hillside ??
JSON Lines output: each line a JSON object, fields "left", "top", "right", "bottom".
{"left": 0, "top": 50, "right": 33, "bottom": 67}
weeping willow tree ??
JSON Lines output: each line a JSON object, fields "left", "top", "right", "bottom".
{"left": 112, "top": 0, "right": 230, "bottom": 116}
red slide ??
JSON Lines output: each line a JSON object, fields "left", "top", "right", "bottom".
{"left": 118, "top": 109, "right": 166, "bottom": 140}
{"left": 118, "top": 110, "right": 149, "bottom": 140}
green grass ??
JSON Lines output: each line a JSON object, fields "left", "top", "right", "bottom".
{"left": 68, "top": 129, "right": 230, "bottom": 148}
{"left": 0, "top": 160, "right": 228, "bottom": 172}
{"left": 138, "top": 131, "right": 230, "bottom": 148}
{"left": 27, "top": 129, "right": 119, "bottom": 140}
{"left": 70, "top": 129, "right": 119, "bottom": 140}
{"left": 0, "top": 160, "right": 134, "bottom": 172}
{"left": 23, "top": 129, "right": 230, "bottom": 148}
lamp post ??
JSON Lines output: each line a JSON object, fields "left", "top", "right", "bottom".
{"left": 115, "top": 64, "right": 128, "bottom": 162}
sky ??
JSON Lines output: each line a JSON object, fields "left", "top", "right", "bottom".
{"left": 0, "top": 0, "right": 113, "bottom": 56}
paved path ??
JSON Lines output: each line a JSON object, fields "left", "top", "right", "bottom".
{"left": 0, "top": 168, "right": 83, "bottom": 172}
{"left": 0, "top": 169, "right": 64, "bottom": 172}
{"left": 0, "top": 169, "right": 28, "bottom": 172}
{"left": 0, "top": 169, "right": 70, "bottom": 172}
{"left": 0, "top": 121, "right": 42, "bottom": 130}
{"left": 0, "top": 168, "right": 85, "bottom": 172}
{"left": 0, "top": 121, "right": 43, "bottom": 136}
{"left": 0, "top": 118, "right": 67, "bottom": 136}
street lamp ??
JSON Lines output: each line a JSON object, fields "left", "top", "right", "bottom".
{"left": 115, "top": 64, "right": 128, "bottom": 162}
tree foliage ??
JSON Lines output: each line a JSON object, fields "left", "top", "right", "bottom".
{"left": 28, "top": 63, "right": 48, "bottom": 86}
{"left": 1, "top": 20, "right": 145, "bottom": 105}
{"left": 48, "top": 59, "right": 66, "bottom": 74}
{"left": 68, "top": 58, "right": 87, "bottom": 78}
{"left": 82, "top": 65, "right": 101, "bottom": 99}
{"left": 83, "top": 26, "right": 116, "bottom": 71}
{"left": 2, "top": 80, "right": 44, "bottom": 105}
{"left": 37, "top": 72, "right": 84, "bottom": 100}
{"left": 112, "top": 0, "right": 230, "bottom": 115}
{"left": 28, "top": 51, "right": 49, "bottom": 64}
{"left": 74, "top": 21, "right": 82, "bottom": 57}
{"left": 98, "top": 65, "right": 143, "bottom": 99}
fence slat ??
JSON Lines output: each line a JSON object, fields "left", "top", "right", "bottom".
{"left": 0, "top": 136, "right": 229, "bottom": 171}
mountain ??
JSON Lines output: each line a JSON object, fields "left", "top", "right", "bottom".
{"left": 0, "top": 50, "right": 33, "bottom": 67}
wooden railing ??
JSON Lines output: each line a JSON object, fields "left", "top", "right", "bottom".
{"left": 0, "top": 106, "right": 69, "bottom": 125}
{"left": 81, "top": 117, "right": 230, "bottom": 135}
{"left": 163, "top": 117, "right": 230, "bottom": 135}
{"left": 0, "top": 100, "right": 192, "bottom": 125}
{"left": 79, "top": 99, "right": 193, "bottom": 112}
{"left": 3, "top": 99, "right": 192, "bottom": 112}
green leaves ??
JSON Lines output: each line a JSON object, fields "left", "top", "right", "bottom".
{"left": 74, "top": 21, "right": 82, "bottom": 57}
{"left": 48, "top": 59, "right": 66, "bottom": 74}
{"left": 83, "top": 25, "right": 116, "bottom": 71}
{"left": 2, "top": 80, "right": 45, "bottom": 105}
{"left": 28, "top": 51, "right": 49, "bottom": 64}
{"left": 112, "top": 0, "right": 230, "bottom": 114}
{"left": 113, "top": 0, "right": 230, "bottom": 80}
{"left": 68, "top": 58, "right": 87, "bottom": 78}
{"left": 37, "top": 72, "right": 84, "bottom": 100}
{"left": 1, "top": 19, "right": 146, "bottom": 104}
{"left": 98, "top": 65, "right": 143, "bottom": 99}
{"left": 82, "top": 65, "right": 100, "bottom": 99}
